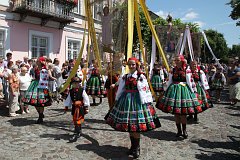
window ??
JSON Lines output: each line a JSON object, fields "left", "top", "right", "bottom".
{"left": 112, "top": 0, "right": 117, "bottom": 7}
{"left": 0, "top": 30, "right": 4, "bottom": 57}
{"left": 73, "top": 0, "right": 82, "bottom": 15}
{"left": 93, "top": 1, "right": 103, "bottom": 20}
{"left": 67, "top": 40, "right": 81, "bottom": 60}
{"left": 31, "top": 35, "right": 48, "bottom": 58}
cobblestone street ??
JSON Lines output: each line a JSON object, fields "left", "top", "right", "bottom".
{"left": 0, "top": 92, "right": 239, "bottom": 160}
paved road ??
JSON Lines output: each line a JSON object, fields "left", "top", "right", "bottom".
{"left": 0, "top": 92, "right": 239, "bottom": 160}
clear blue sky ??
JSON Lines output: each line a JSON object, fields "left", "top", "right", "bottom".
{"left": 146, "top": 0, "right": 240, "bottom": 47}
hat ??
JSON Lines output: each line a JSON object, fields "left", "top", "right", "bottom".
{"left": 71, "top": 76, "right": 82, "bottom": 83}
{"left": 38, "top": 57, "right": 46, "bottom": 62}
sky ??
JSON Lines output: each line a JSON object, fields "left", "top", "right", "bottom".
{"left": 146, "top": 0, "right": 240, "bottom": 47}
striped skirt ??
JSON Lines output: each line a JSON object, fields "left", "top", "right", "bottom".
{"left": 106, "top": 90, "right": 161, "bottom": 132}
{"left": 196, "top": 82, "right": 213, "bottom": 111}
{"left": 22, "top": 80, "right": 52, "bottom": 107}
{"left": 156, "top": 83, "right": 201, "bottom": 115}
{"left": 86, "top": 76, "right": 107, "bottom": 96}
{"left": 151, "top": 75, "right": 164, "bottom": 91}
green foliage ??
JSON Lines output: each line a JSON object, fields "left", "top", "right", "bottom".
{"left": 201, "top": 29, "right": 229, "bottom": 63}
{"left": 227, "top": 0, "right": 240, "bottom": 26}
{"left": 229, "top": 44, "right": 240, "bottom": 57}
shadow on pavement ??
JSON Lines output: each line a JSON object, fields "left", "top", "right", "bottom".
{"left": 225, "top": 106, "right": 240, "bottom": 111}
{"left": 76, "top": 134, "right": 131, "bottom": 159}
{"left": 191, "top": 138, "right": 240, "bottom": 153}
{"left": 0, "top": 98, "right": 8, "bottom": 117}
{"left": 195, "top": 151, "right": 239, "bottom": 160}
{"left": 143, "top": 130, "right": 183, "bottom": 141}
{"left": 227, "top": 113, "right": 240, "bottom": 117}
{"left": 40, "top": 133, "right": 70, "bottom": 141}
{"left": 8, "top": 118, "right": 36, "bottom": 126}
{"left": 84, "top": 118, "right": 106, "bottom": 124}
{"left": 230, "top": 125, "right": 240, "bottom": 130}
{"left": 159, "top": 115, "right": 175, "bottom": 122}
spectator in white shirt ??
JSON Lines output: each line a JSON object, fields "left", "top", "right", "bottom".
{"left": 19, "top": 67, "right": 32, "bottom": 114}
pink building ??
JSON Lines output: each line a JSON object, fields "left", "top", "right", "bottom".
{"left": 0, "top": 0, "right": 114, "bottom": 64}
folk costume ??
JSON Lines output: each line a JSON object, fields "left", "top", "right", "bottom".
{"left": 64, "top": 77, "right": 90, "bottom": 142}
{"left": 211, "top": 68, "right": 226, "bottom": 102}
{"left": 86, "top": 67, "right": 106, "bottom": 105}
{"left": 22, "top": 57, "right": 52, "bottom": 123}
{"left": 188, "top": 64, "right": 213, "bottom": 122}
{"left": 104, "top": 70, "right": 119, "bottom": 111}
{"left": 106, "top": 57, "right": 161, "bottom": 158}
{"left": 156, "top": 55, "right": 200, "bottom": 138}
{"left": 151, "top": 66, "right": 165, "bottom": 93}
{"left": 156, "top": 66, "right": 201, "bottom": 114}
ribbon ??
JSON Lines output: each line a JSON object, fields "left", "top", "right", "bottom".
{"left": 125, "top": 0, "right": 134, "bottom": 74}
{"left": 150, "top": 32, "right": 156, "bottom": 77}
{"left": 86, "top": 0, "right": 102, "bottom": 71}
{"left": 202, "top": 31, "right": 222, "bottom": 67}
{"left": 59, "top": 22, "right": 87, "bottom": 93}
{"left": 134, "top": 0, "right": 157, "bottom": 100}
{"left": 179, "top": 26, "right": 194, "bottom": 61}
{"left": 139, "top": 0, "right": 169, "bottom": 71}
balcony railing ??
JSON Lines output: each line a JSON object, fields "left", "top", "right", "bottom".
{"left": 12, "top": 0, "right": 75, "bottom": 23}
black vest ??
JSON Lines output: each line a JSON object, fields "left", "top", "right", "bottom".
{"left": 69, "top": 87, "right": 84, "bottom": 102}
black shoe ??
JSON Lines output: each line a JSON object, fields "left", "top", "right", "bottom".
{"left": 127, "top": 148, "right": 133, "bottom": 155}
{"left": 132, "top": 146, "right": 140, "bottom": 159}
{"left": 176, "top": 132, "right": 182, "bottom": 137}
{"left": 187, "top": 115, "right": 193, "bottom": 121}
{"left": 69, "top": 133, "right": 81, "bottom": 142}
{"left": 182, "top": 124, "right": 188, "bottom": 139}
{"left": 182, "top": 130, "right": 188, "bottom": 139}
{"left": 90, "top": 103, "right": 97, "bottom": 106}
{"left": 36, "top": 118, "right": 43, "bottom": 124}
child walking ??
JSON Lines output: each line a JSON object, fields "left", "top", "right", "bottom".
{"left": 64, "top": 76, "right": 90, "bottom": 142}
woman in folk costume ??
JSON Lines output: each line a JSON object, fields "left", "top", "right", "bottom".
{"left": 106, "top": 57, "right": 161, "bottom": 159}
{"left": 156, "top": 55, "right": 201, "bottom": 139}
{"left": 23, "top": 57, "right": 52, "bottom": 124}
{"left": 64, "top": 76, "right": 89, "bottom": 142}
{"left": 187, "top": 61, "right": 213, "bottom": 122}
{"left": 104, "top": 62, "right": 119, "bottom": 111}
{"left": 211, "top": 67, "right": 226, "bottom": 102}
{"left": 151, "top": 62, "right": 165, "bottom": 95}
{"left": 86, "top": 60, "right": 106, "bottom": 106}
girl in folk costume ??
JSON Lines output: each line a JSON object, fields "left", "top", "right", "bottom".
{"left": 86, "top": 60, "right": 106, "bottom": 106}
{"left": 64, "top": 76, "right": 89, "bottom": 142}
{"left": 156, "top": 55, "right": 201, "bottom": 139}
{"left": 211, "top": 67, "right": 226, "bottom": 102}
{"left": 106, "top": 57, "right": 161, "bottom": 159}
{"left": 104, "top": 62, "right": 119, "bottom": 111}
{"left": 151, "top": 63, "right": 165, "bottom": 95}
{"left": 23, "top": 57, "right": 52, "bottom": 124}
{"left": 187, "top": 61, "right": 213, "bottom": 122}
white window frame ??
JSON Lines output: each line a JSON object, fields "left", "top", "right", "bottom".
{"left": 0, "top": 27, "right": 10, "bottom": 58}
{"left": 73, "top": 0, "right": 82, "bottom": 15}
{"left": 29, "top": 30, "right": 53, "bottom": 59}
{"left": 66, "top": 37, "right": 82, "bottom": 61}
{"left": 93, "top": 1, "right": 103, "bottom": 21}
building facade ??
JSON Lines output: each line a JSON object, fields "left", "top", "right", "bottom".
{"left": 0, "top": 0, "right": 121, "bottom": 64}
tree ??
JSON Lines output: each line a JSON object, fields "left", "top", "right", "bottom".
{"left": 227, "top": 0, "right": 240, "bottom": 26}
{"left": 201, "top": 29, "right": 229, "bottom": 63}
{"left": 229, "top": 44, "right": 240, "bottom": 57}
